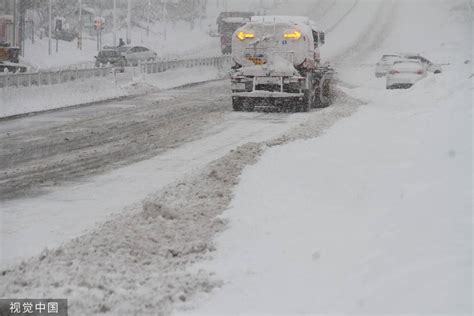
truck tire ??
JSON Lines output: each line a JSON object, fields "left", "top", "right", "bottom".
{"left": 314, "top": 79, "right": 331, "bottom": 108}
{"left": 232, "top": 96, "right": 243, "bottom": 111}
{"left": 320, "top": 79, "right": 332, "bottom": 107}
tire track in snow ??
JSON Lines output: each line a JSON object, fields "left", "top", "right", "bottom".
{"left": 0, "top": 82, "right": 230, "bottom": 200}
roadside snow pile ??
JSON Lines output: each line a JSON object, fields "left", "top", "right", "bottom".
{"left": 0, "top": 77, "right": 127, "bottom": 118}
{"left": 0, "top": 142, "right": 264, "bottom": 315}
{"left": 183, "top": 73, "right": 472, "bottom": 315}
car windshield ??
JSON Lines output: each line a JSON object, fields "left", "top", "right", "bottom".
{"left": 117, "top": 46, "right": 130, "bottom": 53}
{"left": 392, "top": 60, "right": 422, "bottom": 71}
{"left": 381, "top": 55, "right": 400, "bottom": 63}
{"left": 99, "top": 50, "right": 120, "bottom": 58}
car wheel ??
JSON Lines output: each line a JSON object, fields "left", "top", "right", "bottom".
{"left": 232, "top": 97, "right": 243, "bottom": 111}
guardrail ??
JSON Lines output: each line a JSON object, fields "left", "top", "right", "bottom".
{"left": 0, "top": 66, "right": 112, "bottom": 89}
{"left": 0, "top": 55, "right": 232, "bottom": 90}
{"left": 138, "top": 55, "right": 232, "bottom": 75}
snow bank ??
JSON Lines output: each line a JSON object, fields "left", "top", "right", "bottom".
{"left": 0, "top": 77, "right": 127, "bottom": 118}
{"left": 180, "top": 0, "right": 472, "bottom": 314}
{"left": 184, "top": 73, "right": 471, "bottom": 315}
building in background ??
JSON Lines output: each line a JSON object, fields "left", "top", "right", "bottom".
{"left": 0, "top": 0, "right": 14, "bottom": 44}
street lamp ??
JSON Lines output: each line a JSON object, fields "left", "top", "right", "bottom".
{"left": 113, "top": 0, "right": 117, "bottom": 46}
{"left": 48, "top": 0, "right": 51, "bottom": 55}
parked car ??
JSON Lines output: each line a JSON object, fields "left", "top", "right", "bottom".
{"left": 375, "top": 54, "right": 401, "bottom": 77}
{"left": 386, "top": 59, "right": 426, "bottom": 89}
{"left": 376, "top": 53, "right": 442, "bottom": 78}
{"left": 95, "top": 49, "right": 126, "bottom": 72}
{"left": 121, "top": 46, "right": 157, "bottom": 66}
{"left": 402, "top": 53, "right": 442, "bottom": 73}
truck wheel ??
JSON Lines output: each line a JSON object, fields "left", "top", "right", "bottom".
{"left": 320, "top": 80, "right": 332, "bottom": 107}
{"left": 314, "top": 79, "right": 331, "bottom": 108}
{"left": 232, "top": 97, "right": 243, "bottom": 111}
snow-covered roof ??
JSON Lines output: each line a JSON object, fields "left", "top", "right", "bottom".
{"left": 251, "top": 15, "right": 310, "bottom": 25}
{"left": 250, "top": 15, "right": 322, "bottom": 32}
{"left": 222, "top": 17, "right": 250, "bottom": 24}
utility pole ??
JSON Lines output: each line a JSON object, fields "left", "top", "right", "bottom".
{"left": 12, "top": 0, "right": 16, "bottom": 47}
{"left": 19, "top": 0, "right": 25, "bottom": 56}
{"left": 113, "top": 0, "right": 117, "bottom": 47}
{"left": 48, "top": 0, "right": 51, "bottom": 55}
{"left": 162, "top": 0, "right": 166, "bottom": 41}
{"left": 78, "top": 0, "right": 82, "bottom": 49}
{"left": 127, "top": 0, "right": 131, "bottom": 43}
{"left": 146, "top": 0, "right": 150, "bottom": 37}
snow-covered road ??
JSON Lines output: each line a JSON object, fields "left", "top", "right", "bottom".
{"left": 0, "top": 0, "right": 363, "bottom": 269}
{"left": 0, "top": 0, "right": 471, "bottom": 315}
{"left": 0, "top": 84, "right": 314, "bottom": 268}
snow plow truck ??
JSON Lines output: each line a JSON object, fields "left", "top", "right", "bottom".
{"left": 230, "top": 16, "right": 334, "bottom": 112}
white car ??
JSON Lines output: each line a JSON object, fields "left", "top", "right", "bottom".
{"left": 375, "top": 54, "right": 401, "bottom": 77}
{"left": 121, "top": 46, "right": 157, "bottom": 66}
{"left": 401, "top": 53, "right": 442, "bottom": 74}
{"left": 386, "top": 59, "right": 427, "bottom": 89}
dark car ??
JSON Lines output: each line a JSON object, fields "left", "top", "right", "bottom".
{"left": 95, "top": 49, "right": 126, "bottom": 72}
